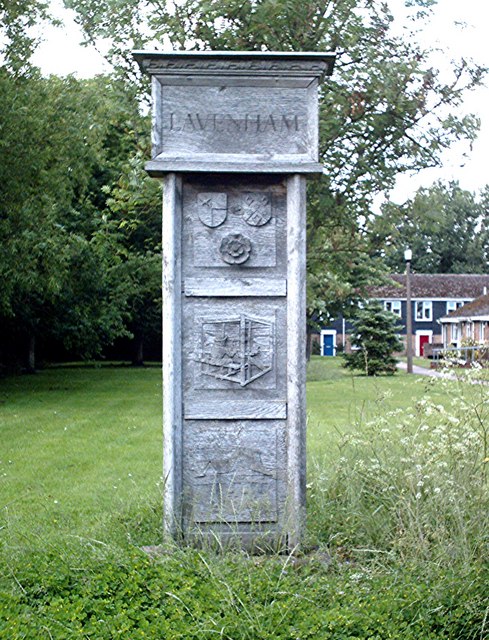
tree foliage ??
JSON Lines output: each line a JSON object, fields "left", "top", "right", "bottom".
{"left": 0, "top": 0, "right": 52, "bottom": 73}
{"left": 369, "top": 181, "right": 489, "bottom": 274}
{"left": 2, "top": 0, "right": 488, "bottom": 368}
{"left": 63, "top": 0, "right": 486, "bottom": 321}
{"left": 0, "top": 69, "right": 161, "bottom": 368}
{"left": 342, "top": 302, "right": 403, "bottom": 375}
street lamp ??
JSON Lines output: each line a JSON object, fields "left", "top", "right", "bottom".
{"left": 404, "top": 248, "right": 413, "bottom": 374}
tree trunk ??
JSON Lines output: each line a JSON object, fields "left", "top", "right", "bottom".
{"left": 306, "top": 325, "right": 313, "bottom": 362}
{"left": 132, "top": 332, "right": 144, "bottom": 366}
{"left": 26, "top": 334, "right": 36, "bottom": 373}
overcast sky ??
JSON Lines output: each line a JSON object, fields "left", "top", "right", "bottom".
{"left": 32, "top": 0, "right": 489, "bottom": 203}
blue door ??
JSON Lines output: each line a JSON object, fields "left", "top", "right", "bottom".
{"left": 322, "top": 333, "right": 335, "bottom": 356}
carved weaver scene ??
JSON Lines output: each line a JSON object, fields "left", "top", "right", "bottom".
{"left": 196, "top": 314, "right": 274, "bottom": 388}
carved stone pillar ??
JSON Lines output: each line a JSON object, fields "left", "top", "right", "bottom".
{"left": 134, "top": 51, "right": 335, "bottom": 549}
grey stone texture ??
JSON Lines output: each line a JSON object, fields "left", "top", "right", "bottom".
{"left": 133, "top": 51, "right": 335, "bottom": 174}
{"left": 134, "top": 51, "right": 335, "bottom": 549}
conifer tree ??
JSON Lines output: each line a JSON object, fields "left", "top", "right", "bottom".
{"left": 343, "top": 302, "right": 403, "bottom": 376}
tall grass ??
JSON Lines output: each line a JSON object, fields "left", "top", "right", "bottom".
{"left": 307, "top": 371, "right": 489, "bottom": 567}
{"left": 1, "top": 360, "right": 488, "bottom": 638}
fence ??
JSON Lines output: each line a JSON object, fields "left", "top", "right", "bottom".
{"left": 432, "top": 345, "right": 489, "bottom": 365}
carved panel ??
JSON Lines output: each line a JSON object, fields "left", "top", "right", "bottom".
{"left": 138, "top": 55, "right": 333, "bottom": 75}
{"left": 192, "top": 190, "right": 276, "bottom": 268}
{"left": 193, "top": 312, "right": 275, "bottom": 390}
{"left": 241, "top": 192, "right": 272, "bottom": 226}
{"left": 197, "top": 192, "right": 227, "bottom": 228}
{"left": 183, "top": 421, "right": 286, "bottom": 523}
{"left": 155, "top": 85, "right": 311, "bottom": 159}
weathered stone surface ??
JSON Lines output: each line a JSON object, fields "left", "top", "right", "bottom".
{"left": 183, "top": 420, "right": 286, "bottom": 524}
{"left": 135, "top": 50, "right": 335, "bottom": 550}
{"left": 133, "top": 51, "right": 334, "bottom": 174}
{"left": 182, "top": 175, "right": 287, "bottom": 276}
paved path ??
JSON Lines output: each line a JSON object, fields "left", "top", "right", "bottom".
{"left": 396, "top": 361, "right": 453, "bottom": 378}
{"left": 396, "top": 362, "right": 489, "bottom": 386}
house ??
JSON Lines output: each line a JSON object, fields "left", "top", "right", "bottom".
{"left": 439, "top": 293, "right": 489, "bottom": 348}
{"left": 319, "top": 274, "right": 489, "bottom": 357}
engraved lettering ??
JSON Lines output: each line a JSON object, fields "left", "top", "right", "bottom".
{"left": 227, "top": 115, "right": 242, "bottom": 132}
{"left": 263, "top": 114, "right": 277, "bottom": 132}
{"left": 195, "top": 113, "right": 211, "bottom": 130}
{"left": 213, "top": 113, "right": 225, "bottom": 132}
{"left": 164, "top": 112, "right": 180, "bottom": 131}
{"left": 245, "top": 114, "right": 259, "bottom": 133}
{"left": 183, "top": 113, "right": 196, "bottom": 131}
{"left": 281, "top": 114, "right": 300, "bottom": 132}
{"left": 165, "top": 112, "right": 302, "bottom": 134}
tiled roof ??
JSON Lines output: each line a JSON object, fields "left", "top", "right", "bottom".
{"left": 368, "top": 274, "right": 489, "bottom": 299}
{"left": 441, "top": 294, "right": 489, "bottom": 320}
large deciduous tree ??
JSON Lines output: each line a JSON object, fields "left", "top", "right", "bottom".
{"left": 0, "top": 70, "right": 158, "bottom": 369}
{"left": 64, "top": 0, "right": 486, "bottom": 322}
{"left": 369, "top": 181, "right": 489, "bottom": 274}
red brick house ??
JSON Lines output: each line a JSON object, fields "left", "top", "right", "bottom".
{"left": 439, "top": 293, "right": 489, "bottom": 348}
{"left": 320, "top": 274, "right": 489, "bottom": 357}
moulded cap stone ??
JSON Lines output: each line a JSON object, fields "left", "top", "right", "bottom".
{"left": 132, "top": 50, "right": 336, "bottom": 175}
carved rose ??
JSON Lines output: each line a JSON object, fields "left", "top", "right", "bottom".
{"left": 219, "top": 233, "right": 252, "bottom": 265}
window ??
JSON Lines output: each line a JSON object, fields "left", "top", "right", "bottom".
{"left": 446, "top": 300, "right": 465, "bottom": 313}
{"left": 384, "top": 300, "right": 401, "bottom": 317}
{"left": 452, "top": 323, "right": 459, "bottom": 343}
{"left": 415, "top": 301, "right": 432, "bottom": 321}
{"left": 481, "top": 322, "right": 488, "bottom": 343}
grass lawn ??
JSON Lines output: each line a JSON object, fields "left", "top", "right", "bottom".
{"left": 397, "top": 355, "right": 433, "bottom": 369}
{"left": 0, "top": 365, "right": 163, "bottom": 549}
{"left": 306, "top": 356, "right": 448, "bottom": 457}
{"left": 0, "top": 359, "right": 487, "bottom": 639}
{"left": 0, "top": 358, "right": 446, "bottom": 546}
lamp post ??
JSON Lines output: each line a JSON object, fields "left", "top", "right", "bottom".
{"left": 404, "top": 248, "right": 413, "bottom": 374}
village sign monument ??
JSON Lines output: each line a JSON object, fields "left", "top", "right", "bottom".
{"left": 134, "top": 50, "right": 335, "bottom": 549}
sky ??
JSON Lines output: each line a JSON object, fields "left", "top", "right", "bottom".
{"left": 31, "top": 0, "right": 489, "bottom": 204}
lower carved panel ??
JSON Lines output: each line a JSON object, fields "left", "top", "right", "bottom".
{"left": 183, "top": 420, "right": 286, "bottom": 525}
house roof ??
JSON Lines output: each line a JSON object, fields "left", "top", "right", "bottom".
{"left": 368, "top": 274, "right": 489, "bottom": 299}
{"left": 441, "top": 294, "right": 489, "bottom": 320}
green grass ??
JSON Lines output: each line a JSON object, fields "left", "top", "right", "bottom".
{"left": 1, "top": 360, "right": 487, "bottom": 639}
{"left": 397, "top": 355, "right": 433, "bottom": 369}
{"left": 0, "top": 366, "right": 162, "bottom": 549}
{"left": 0, "top": 357, "right": 459, "bottom": 548}
{"left": 306, "top": 356, "right": 448, "bottom": 457}
{"left": 0, "top": 358, "right": 446, "bottom": 546}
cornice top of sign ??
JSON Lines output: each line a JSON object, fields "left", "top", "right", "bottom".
{"left": 133, "top": 50, "right": 335, "bottom": 77}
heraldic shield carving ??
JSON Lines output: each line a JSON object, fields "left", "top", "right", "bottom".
{"left": 197, "top": 192, "right": 228, "bottom": 228}
{"left": 197, "top": 315, "right": 274, "bottom": 387}
{"left": 241, "top": 192, "right": 272, "bottom": 227}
